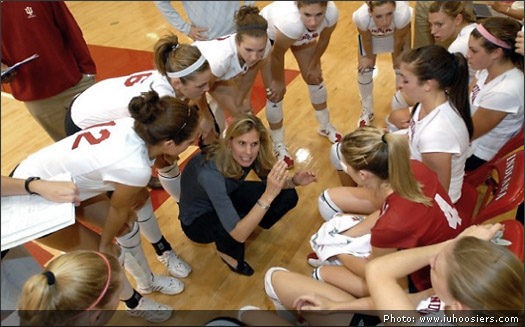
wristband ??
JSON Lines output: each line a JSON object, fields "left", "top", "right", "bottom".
{"left": 25, "top": 176, "right": 41, "bottom": 195}
{"left": 256, "top": 199, "right": 270, "bottom": 210}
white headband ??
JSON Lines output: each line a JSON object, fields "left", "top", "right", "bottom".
{"left": 166, "top": 56, "right": 206, "bottom": 78}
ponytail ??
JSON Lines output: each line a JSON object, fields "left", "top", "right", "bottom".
{"left": 450, "top": 52, "right": 473, "bottom": 139}
{"left": 340, "top": 127, "right": 431, "bottom": 206}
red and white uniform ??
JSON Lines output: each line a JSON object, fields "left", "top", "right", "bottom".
{"left": 70, "top": 70, "right": 175, "bottom": 129}
{"left": 13, "top": 118, "right": 154, "bottom": 201}
{"left": 409, "top": 102, "right": 470, "bottom": 203}
{"left": 352, "top": 1, "right": 412, "bottom": 54}
{"left": 371, "top": 161, "right": 465, "bottom": 291}
{"left": 194, "top": 33, "right": 271, "bottom": 81}
{"left": 261, "top": 1, "right": 339, "bottom": 47}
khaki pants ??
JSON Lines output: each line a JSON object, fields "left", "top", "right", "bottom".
{"left": 24, "top": 74, "right": 95, "bottom": 142}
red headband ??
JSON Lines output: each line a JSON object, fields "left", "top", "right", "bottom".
{"left": 476, "top": 24, "right": 512, "bottom": 49}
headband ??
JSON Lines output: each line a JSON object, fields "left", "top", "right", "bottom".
{"left": 237, "top": 24, "right": 268, "bottom": 32}
{"left": 166, "top": 55, "right": 206, "bottom": 78}
{"left": 476, "top": 24, "right": 512, "bottom": 49}
{"left": 71, "top": 252, "right": 112, "bottom": 320}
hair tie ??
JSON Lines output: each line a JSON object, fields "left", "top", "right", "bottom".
{"left": 172, "top": 44, "right": 180, "bottom": 51}
{"left": 42, "top": 271, "right": 55, "bottom": 285}
{"left": 381, "top": 133, "right": 388, "bottom": 144}
{"left": 237, "top": 24, "right": 268, "bottom": 32}
{"left": 166, "top": 55, "right": 206, "bottom": 79}
{"left": 476, "top": 24, "right": 512, "bottom": 49}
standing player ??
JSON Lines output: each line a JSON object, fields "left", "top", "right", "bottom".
{"left": 353, "top": 1, "right": 412, "bottom": 127}
{"left": 261, "top": 1, "right": 343, "bottom": 168}
{"left": 13, "top": 92, "right": 201, "bottom": 322}
{"left": 193, "top": 5, "right": 272, "bottom": 129}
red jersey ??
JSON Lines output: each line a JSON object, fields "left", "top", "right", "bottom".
{"left": 371, "top": 160, "right": 465, "bottom": 291}
{"left": 1, "top": 1, "right": 96, "bottom": 101}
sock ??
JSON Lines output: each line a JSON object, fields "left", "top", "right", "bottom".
{"left": 117, "top": 223, "right": 154, "bottom": 288}
{"left": 136, "top": 198, "right": 163, "bottom": 244}
{"left": 123, "top": 289, "right": 143, "bottom": 309}
{"left": 269, "top": 128, "right": 285, "bottom": 145}
{"left": 358, "top": 69, "right": 374, "bottom": 113}
{"left": 152, "top": 236, "right": 172, "bottom": 256}
{"left": 314, "top": 107, "right": 330, "bottom": 129}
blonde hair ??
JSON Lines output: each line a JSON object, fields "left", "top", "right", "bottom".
{"left": 234, "top": 6, "right": 268, "bottom": 45}
{"left": 447, "top": 237, "right": 524, "bottom": 312}
{"left": 429, "top": 1, "right": 476, "bottom": 24}
{"left": 204, "top": 114, "right": 275, "bottom": 179}
{"left": 18, "top": 251, "right": 122, "bottom": 326}
{"left": 340, "top": 126, "right": 431, "bottom": 206}
{"left": 154, "top": 34, "right": 210, "bottom": 83}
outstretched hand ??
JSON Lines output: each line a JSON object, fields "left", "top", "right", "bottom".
{"left": 292, "top": 171, "right": 317, "bottom": 186}
{"left": 457, "top": 223, "right": 503, "bottom": 241}
{"left": 265, "top": 160, "right": 288, "bottom": 199}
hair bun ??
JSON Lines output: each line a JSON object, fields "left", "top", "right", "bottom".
{"left": 128, "top": 90, "right": 161, "bottom": 124}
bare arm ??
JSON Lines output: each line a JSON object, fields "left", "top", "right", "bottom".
{"left": 268, "top": 29, "right": 296, "bottom": 102}
{"left": 393, "top": 24, "right": 411, "bottom": 68}
{"left": 229, "top": 161, "right": 287, "bottom": 242}
{"left": 1, "top": 175, "right": 80, "bottom": 205}
{"left": 421, "top": 152, "right": 452, "bottom": 194}
{"left": 357, "top": 29, "right": 375, "bottom": 72}
{"left": 471, "top": 107, "right": 507, "bottom": 141}
{"left": 310, "top": 24, "right": 336, "bottom": 67}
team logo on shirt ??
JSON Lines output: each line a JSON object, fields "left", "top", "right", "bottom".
{"left": 25, "top": 6, "right": 36, "bottom": 18}
{"left": 298, "top": 33, "right": 319, "bottom": 43}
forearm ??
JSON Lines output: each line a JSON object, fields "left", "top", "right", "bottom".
{"left": 154, "top": 1, "right": 191, "bottom": 35}
{"left": 229, "top": 192, "right": 274, "bottom": 242}
{"left": 1, "top": 176, "right": 27, "bottom": 196}
{"left": 271, "top": 51, "right": 286, "bottom": 85}
{"left": 361, "top": 33, "right": 374, "bottom": 60}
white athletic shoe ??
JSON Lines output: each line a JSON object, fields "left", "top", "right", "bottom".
{"left": 157, "top": 250, "right": 192, "bottom": 278}
{"left": 357, "top": 109, "right": 375, "bottom": 128}
{"left": 126, "top": 296, "right": 173, "bottom": 323}
{"left": 317, "top": 123, "right": 342, "bottom": 143}
{"left": 274, "top": 142, "right": 294, "bottom": 169}
{"left": 137, "top": 274, "right": 184, "bottom": 295}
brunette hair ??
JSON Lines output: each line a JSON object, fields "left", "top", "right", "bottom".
{"left": 402, "top": 45, "right": 473, "bottom": 139}
{"left": 154, "top": 34, "right": 210, "bottom": 83}
{"left": 470, "top": 17, "right": 524, "bottom": 71}
{"left": 429, "top": 1, "right": 476, "bottom": 24}
{"left": 129, "top": 90, "right": 199, "bottom": 145}
{"left": 234, "top": 6, "right": 268, "bottom": 44}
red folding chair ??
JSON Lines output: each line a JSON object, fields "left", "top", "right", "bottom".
{"left": 499, "top": 219, "right": 524, "bottom": 263}
{"left": 471, "top": 149, "right": 524, "bottom": 225}
{"left": 465, "top": 128, "right": 524, "bottom": 187}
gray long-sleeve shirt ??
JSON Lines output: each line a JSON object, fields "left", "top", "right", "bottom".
{"left": 154, "top": 1, "right": 255, "bottom": 40}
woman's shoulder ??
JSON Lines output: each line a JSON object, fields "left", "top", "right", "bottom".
{"left": 393, "top": 1, "right": 412, "bottom": 29}
{"left": 352, "top": 3, "right": 370, "bottom": 30}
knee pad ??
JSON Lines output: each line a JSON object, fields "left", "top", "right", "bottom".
{"left": 264, "top": 267, "right": 289, "bottom": 307}
{"left": 330, "top": 142, "right": 343, "bottom": 171}
{"left": 265, "top": 99, "right": 283, "bottom": 124}
{"left": 358, "top": 69, "right": 373, "bottom": 85}
{"left": 307, "top": 83, "right": 327, "bottom": 105}
{"left": 158, "top": 163, "right": 181, "bottom": 202}
{"left": 391, "top": 89, "right": 409, "bottom": 111}
{"left": 117, "top": 222, "right": 141, "bottom": 248}
{"left": 318, "top": 190, "right": 343, "bottom": 221}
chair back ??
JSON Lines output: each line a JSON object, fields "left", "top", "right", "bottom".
{"left": 472, "top": 149, "right": 524, "bottom": 225}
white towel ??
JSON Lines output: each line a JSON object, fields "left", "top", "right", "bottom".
{"left": 310, "top": 213, "right": 371, "bottom": 261}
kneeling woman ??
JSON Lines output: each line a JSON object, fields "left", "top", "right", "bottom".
{"left": 178, "top": 115, "right": 316, "bottom": 276}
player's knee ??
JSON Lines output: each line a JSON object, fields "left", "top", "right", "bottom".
{"left": 265, "top": 99, "right": 284, "bottom": 124}
{"left": 307, "top": 83, "right": 327, "bottom": 105}
{"left": 318, "top": 190, "right": 343, "bottom": 221}
{"left": 330, "top": 142, "right": 344, "bottom": 171}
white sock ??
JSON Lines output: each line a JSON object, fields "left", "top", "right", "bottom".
{"left": 269, "top": 128, "right": 285, "bottom": 145}
{"left": 314, "top": 107, "right": 330, "bottom": 129}
{"left": 136, "top": 197, "right": 162, "bottom": 244}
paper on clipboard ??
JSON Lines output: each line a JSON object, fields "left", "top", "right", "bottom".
{"left": 1, "top": 54, "right": 39, "bottom": 78}
{"left": 1, "top": 172, "right": 75, "bottom": 251}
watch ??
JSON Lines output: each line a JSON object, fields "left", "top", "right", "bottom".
{"left": 25, "top": 176, "right": 41, "bottom": 195}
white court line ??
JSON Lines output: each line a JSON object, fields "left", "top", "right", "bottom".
{"left": 1, "top": 91, "right": 15, "bottom": 100}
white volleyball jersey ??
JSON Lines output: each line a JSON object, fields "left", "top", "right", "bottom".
{"left": 470, "top": 68, "right": 524, "bottom": 161}
{"left": 409, "top": 102, "right": 470, "bottom": 203}
{"left": 448, "top": 23, "right": 477, "bottom": 83}
{"left": 261, "top": 1, "right": 339, "bottom": 47}
{"left": 353, "top": 1, "right": 412, "bottom": 54}
{"left": 13, "top": 118, "right": 155, "bottom": 201}
{"left": 194, "top": 33, "right": 271, "bottom": 81}
{"left": 71, "top": 70, "right": 175, "bottom": 129}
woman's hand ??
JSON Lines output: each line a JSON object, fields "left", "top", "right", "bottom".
{"left": 306, "top": 62, "right": 323, "bottom": 85}
{"left": 294, "top": 294, "right": 336, "bottom": 312}
{"left": 268, "top": 80, "right": 286, "bottom": 103}
{"left": 264, "top": 160, "right": 288, "bottom": 200}
{"left": 31, "top": 180, "right": 81, "bottom": 206}
{"left": 358, "top": 57, "right": 375, "bottom": 73}
{"left": 292, "top": 171, "right": 317, "bottom": 186}
{"left": 457, "top": 223, "right": 503, "bottom": 241}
